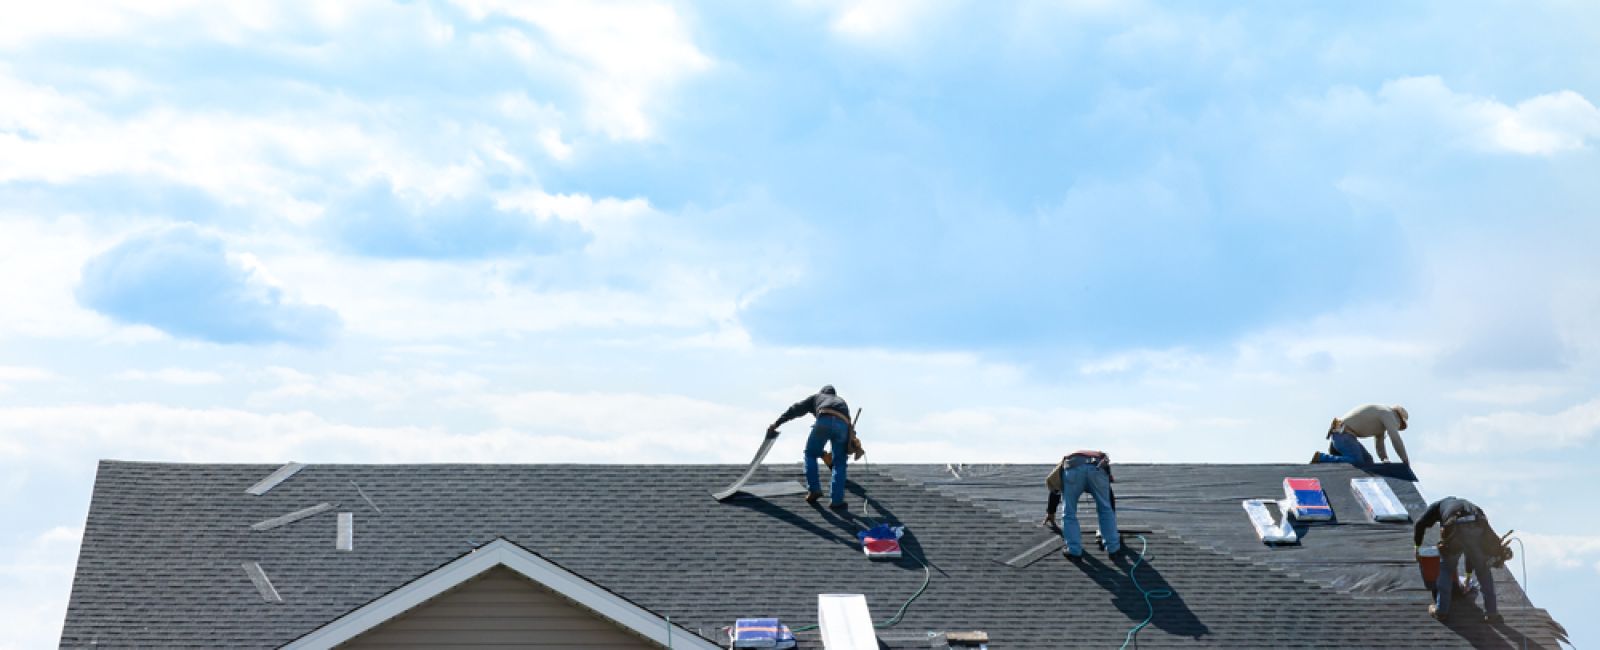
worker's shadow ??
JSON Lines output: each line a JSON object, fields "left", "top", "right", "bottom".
{"left": 1439, "top": 599, "right": 1559, "bottom": 650}
{"left": 838, "top": 482, "right": 948, "bottom": 576}
{"left": 1071, "top": 550, "right": 1210, "bottom": 639}
{"left": 725, "top": 492, "right": 863, "bottom": 549}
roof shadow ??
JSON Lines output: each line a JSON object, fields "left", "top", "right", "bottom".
{"left": 1069, "top": 544, "right": 1211, "bottom": 640}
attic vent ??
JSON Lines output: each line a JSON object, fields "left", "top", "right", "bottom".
{"left": 337, "top": 512, "right": 353, "bottom": 551}
{"left": 252, "top": 502, "right": 336, "bottom": 531}
{"left": 245, "top": 462, "right": 305, "bottom": 495}
{"left": 241, "top": 562, "right": 283, "bottom": 603}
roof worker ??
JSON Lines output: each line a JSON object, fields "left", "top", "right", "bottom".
{"left": 767, "top": 385, "right": 860, "bottom": 512}
{"left": 1311, "top": 404, "right": 1411, "bottom": 465}
{"left": 1042, "top": 450, "right": 1120, "bottom": 559}
{"left": 1415, "top": 496, "right": 1505, "bottom": 624}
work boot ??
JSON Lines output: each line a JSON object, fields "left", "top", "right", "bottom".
{"left": 804, "top": 491, "right": 822, "bottom": 504}
{"left": 828, "top": 501, "right": 849, "bottom": 512}
{"left": 1062, "top": 549, "right": 1084, "bottom": 562}
{"left": 1428, "top": 604, "right": 1443, "bottom": 621}
{"left": 1484, "top": 613, "right": 1503, "bottom": 624}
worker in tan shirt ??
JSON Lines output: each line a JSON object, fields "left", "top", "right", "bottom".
{"left": 1311, "top": 404, "right": 1410, "bottom": 465}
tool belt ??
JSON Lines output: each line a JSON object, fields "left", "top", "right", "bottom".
{"left": 818, "top": 408, "right": 852, "bottom": 426}
{"left": 818, "top": 409, "right": 864, "bottom": 468}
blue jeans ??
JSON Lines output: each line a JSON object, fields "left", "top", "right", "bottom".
{"left": 1317, "top": 431, "right": 1373, "bottom": 464}
{"left": 1060, "top": 464, "right": 1120, "bottom": 555}
{"left": 1437, "top": 525, "right": 1498, "bottom": 616}
{"left": 804, "top": 417, "right": 850, "bottom": 505}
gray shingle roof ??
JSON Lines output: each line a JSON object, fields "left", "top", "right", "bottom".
{"left": 62, "top": 460, "right": 1567, "bottom": 648}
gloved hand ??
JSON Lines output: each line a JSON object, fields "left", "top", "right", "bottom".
{"left": 766, "top": 424, "right": 779, "bottom": 439}
{"left": 1040, "top": 514, "right": 1056, "bottom": 528}
{"left": 849, "top": 435, "right": 865, "bottom": 460}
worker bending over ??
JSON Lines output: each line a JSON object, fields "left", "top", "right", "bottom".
{"left": 1415, "top": 496, "right": 1503, "bottom": 623}
{"left": 1043, "top": 450, "right": 1121, "bottom": 558}
{"left": 768, "top": 385, "right": 859, "bottom": 511}
{"left": 1312, "top": 404, "right": 1411, "bottom": 465}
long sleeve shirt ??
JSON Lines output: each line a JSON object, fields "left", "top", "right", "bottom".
{"left": 774, "top": 391, "right": 850, "bottom": 427}
{"left": 1413, "top": 496, "right": 1484, "bottom": 547}
{"left": 1339, "top": 404, "right": 1410, "bottom": 464}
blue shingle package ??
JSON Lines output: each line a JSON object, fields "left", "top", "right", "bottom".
{"left": 1283, "top": 477, "right": 1333, "bottom": 521}
{"left": 733, "top": 618, "right": 796, "bottom": 649}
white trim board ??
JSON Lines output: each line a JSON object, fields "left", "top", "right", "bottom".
{"left": 280, "top": 538, "right": 720, "bottom": 650}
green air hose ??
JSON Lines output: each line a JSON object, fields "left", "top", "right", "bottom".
{"left": 788, "top": 551, "right": 932, "bottom": 633}
{"left": 1119, "top": 534, "right": 1174, "bottom": 650}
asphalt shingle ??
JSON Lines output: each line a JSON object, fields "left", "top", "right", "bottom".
{"left": 60, "top": 461, "right": 1567, "bottom": 648}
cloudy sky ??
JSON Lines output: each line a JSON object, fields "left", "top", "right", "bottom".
{"left": 3, "top": 1, "right": 1599, "bottom": 647}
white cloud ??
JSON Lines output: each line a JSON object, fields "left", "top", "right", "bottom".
{"left": 1437, "top": 397, "right": 1600, "bottom": 453}
{"left": 495, "top": 189, "right": 652, "bottom": 236}
{"left": 0, "top": 399, "right": 774, "bottom": 467}
{"left": 0, "top": 218, "right": 113, "bottom": 341}
{"left": 1511, "top": 532, "right": 1600, "bottom": 576}
{"left": 247, "top": 367, "right": 488, "bottom": 409}
{"left": 0, "top": 367, "right": 54, "bottom": 383}
{"left": 1313, "top": 76, "right": 1600, "bottom": 156}
{"left": 113, "top": 368, "right": 224, "bottom": 385}
{"left": 0, "top": 526, "right": 81, "bottom": 650}
{"left": 457, "top": 0, "right": 711, "bottom": 140}
{"left": 1447, "top": 383, "right": 1570, "bottom": 406}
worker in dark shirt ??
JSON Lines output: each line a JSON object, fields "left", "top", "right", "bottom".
{"left": 1042, "top": 450, "right": 1120, "bottom": 558}
{"left": 1414, "top": 496, "right": 1501, "bottom": 623}
{"left": 767, "top": 385, "right": 856, "bottom": 510}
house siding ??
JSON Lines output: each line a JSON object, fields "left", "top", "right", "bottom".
{"left": 339, "top": 566, "right": 658, "bottom": 649}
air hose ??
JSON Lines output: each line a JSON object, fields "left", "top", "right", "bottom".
{"left": 1119, "top": 534, "right": 1174, "bottom": 650}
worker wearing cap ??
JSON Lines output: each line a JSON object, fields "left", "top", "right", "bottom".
{"left": 1312, "top": 404, "right": 1411, "bottom": 465}
{"left": 767, "top": 385, "right": 858, "bottom": 511}
{"left": 1043, "top": 450, "right": 1121, "bottom": 558}
{"left": 1415, "top": 496, "right": 1502, "bottom": 623}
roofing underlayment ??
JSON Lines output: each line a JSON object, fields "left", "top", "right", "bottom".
{"left": 61, "top": 461, "right": 1567, "bottom": 648}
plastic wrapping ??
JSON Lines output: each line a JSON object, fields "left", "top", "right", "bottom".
{"left": 1283, "top": 477, "right": 1333, "bottom": 521}
{"left": 1243, "top": 499, "right": 1298, "bottom": 544}
{"left": 1351, "top": 477, "right": 1410, "bottom": 522}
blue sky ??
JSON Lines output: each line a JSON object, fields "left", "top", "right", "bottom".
{"left": 3, "top": 1, "right": 1599, "bottom": 647}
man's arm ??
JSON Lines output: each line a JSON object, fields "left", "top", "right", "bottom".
{"left": 768, "top": 394, "right": 817, "bottom": 435}
{"left": 1414, "top": 501, "right": 1442, "bottom": 547}
{"left": 1043, "top": 489, "right": 1061, "bottom": 526}
{"left": 1375, "top": 432, "right": 1390, "bottom": 462}
{"left": 1386, "top": 422, "right": 1411, "bottom": 465}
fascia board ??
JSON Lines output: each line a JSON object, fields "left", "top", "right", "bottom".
{"left": 281, "top": 539, "right": 719, "bottom": 650}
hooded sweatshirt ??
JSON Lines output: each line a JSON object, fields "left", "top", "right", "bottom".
{"left": 774, "top": 385, "right": 851, "bottom": 428}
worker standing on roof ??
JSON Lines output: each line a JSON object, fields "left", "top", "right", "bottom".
{"left": 1415, "top": 496, "right": 1504, "bottom": 623}
{"left": 1043, "top": 450, "right": 1121, "bottom": 558}
{"left": 1311, "top": 404, "right": 1411, "bottom": 465}
{"left": 767, "top": 385, "right": 860, "bottom": 511}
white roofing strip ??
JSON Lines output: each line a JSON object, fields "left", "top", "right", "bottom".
{"left": 1352, "top": 478, "right": 1411, "bottom": 522}
{"left": 241, "top": 562, "right": 284, "bottom": 604}
{"left": 349, "top": 480, "right": 382, "bottom": 513}
{"left": 336, "top": 512, "right": 353, "bottom": 551}
{"left": 281, "top": 538, "right": 721, "bottom": 650}
{"left": 819, "top": 594, "right": 878, "bottom": 650}
{"left": 251, "top": 502, "right": 336, "bottom": 531}
{"left": 245, "top": 462, "right": 306, "bottom": 495}
{"left": 1242, "top": 499, "right": 1298, "bottom": 544}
